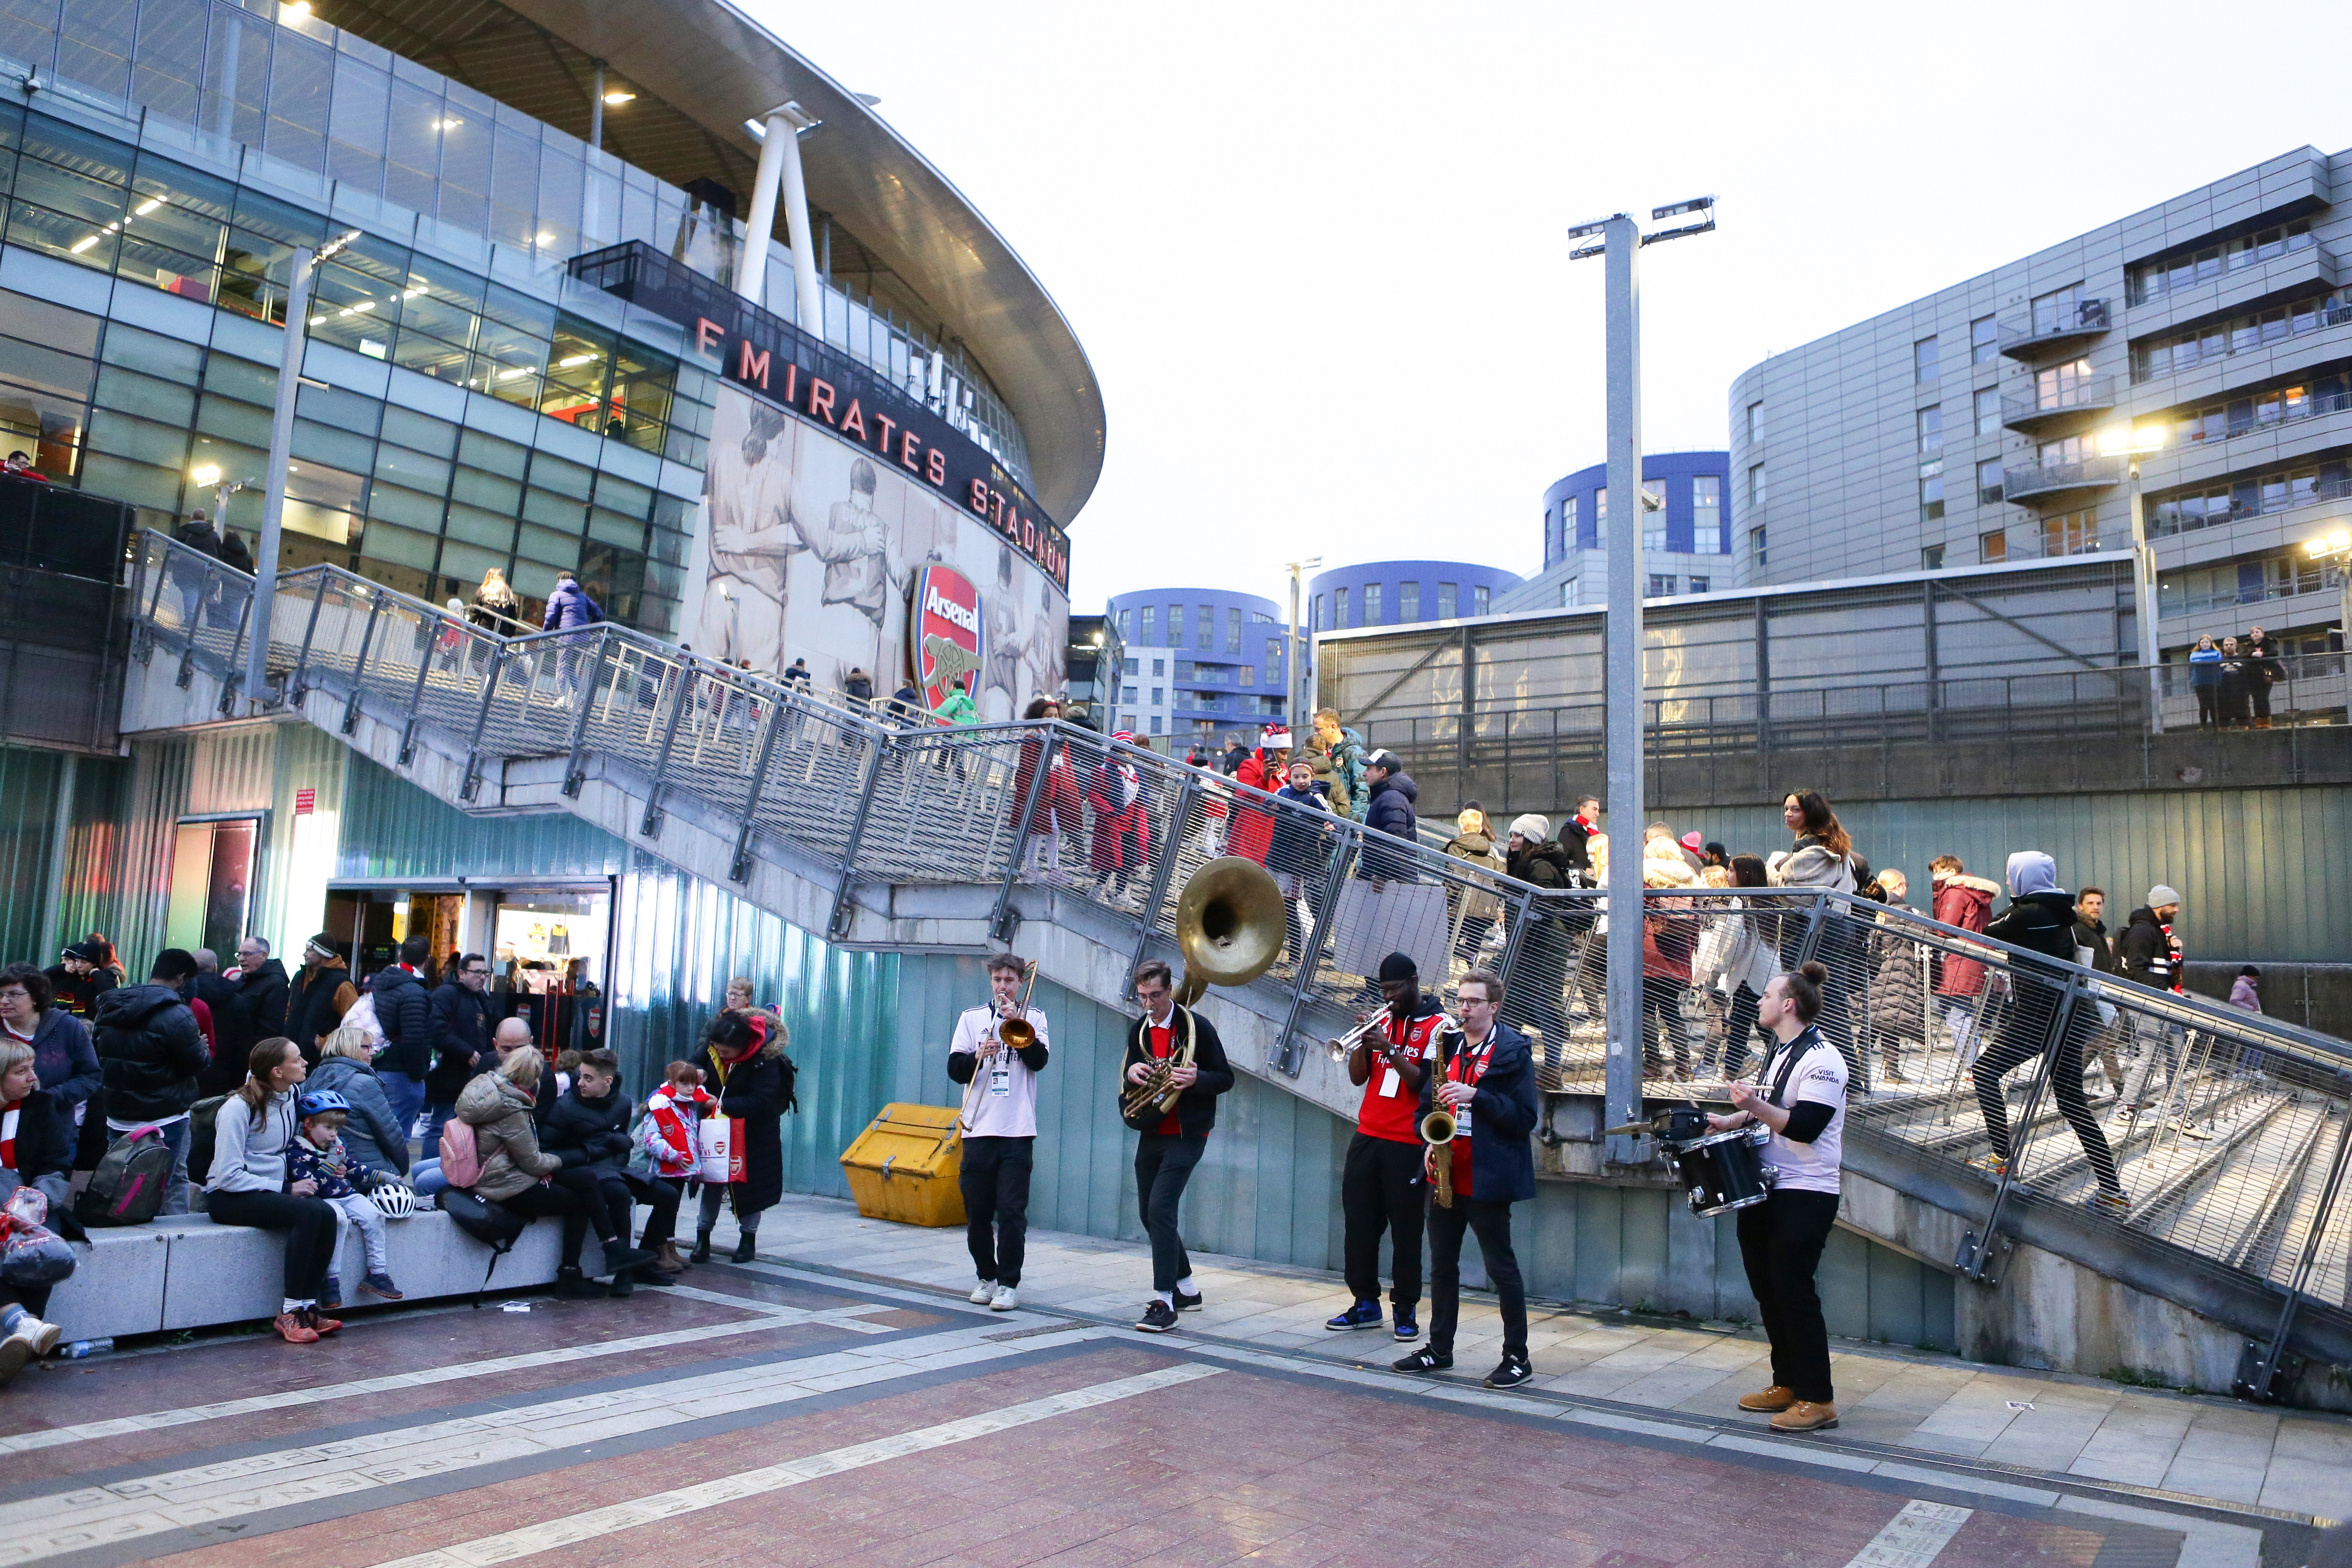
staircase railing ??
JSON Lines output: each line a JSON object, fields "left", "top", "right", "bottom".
{"left": 128, "top": 530, "right": 2352, "bottom": 1395}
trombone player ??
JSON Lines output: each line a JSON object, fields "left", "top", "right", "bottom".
{"left": 1121, "top": 959, "right": 1234, "bottom": 1334}
{"left": 1393, "top": 968, "right": 1539, "bottom": 1388}
{"left": 949, "top": 952, "right": 1049, "bottom": 1311}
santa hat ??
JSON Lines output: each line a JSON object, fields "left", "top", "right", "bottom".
{"left": 1258, "top": 725, "right": 1292, "bottom": 750}
{"left": 1113, "top": 729, "right": 1136, "bottom": 744}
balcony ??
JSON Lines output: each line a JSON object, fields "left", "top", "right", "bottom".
{"left": 2002, "top": 375, "right": 2116, "bottom": 434}
{"left": 2000, "top": 454, "right": 2125, "bottom": 505}
{"left": 1999, "top": 299, "right": 2111, "bottom": 360}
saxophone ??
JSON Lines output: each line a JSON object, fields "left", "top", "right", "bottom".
{"left": 1122, "top": 1008, "right": 1194, "bottom": 1120}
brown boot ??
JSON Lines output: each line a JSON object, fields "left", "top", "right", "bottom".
{"left": 658, "top": 1239, "right": 688, "bottom": 1274}
{"left": 1770, "top": 1400, "right": 1839, "bottom": 1432}
{"left": 1738, "top": 1385, "right": 1795, "bottom": 1412}
{"left": 2256, "top": 716, "right": 2273, "bottom": 729}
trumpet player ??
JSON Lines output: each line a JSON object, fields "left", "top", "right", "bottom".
{"left": 1121, "top": 959, "right": 1234, "bottom": 1334}
{"left": 1326, "top": 951, "right": 1448, "bottom": 1341}
{"left": 949, "top": 953, "right": 1049, "bottom": 1311}
{"left": 1393, "top": 968, "right": 1538, "bottom": 1388}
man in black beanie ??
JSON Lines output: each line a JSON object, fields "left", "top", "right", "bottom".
{"left": 1324, "top": 950, "right": 1452, "bottom": 1342}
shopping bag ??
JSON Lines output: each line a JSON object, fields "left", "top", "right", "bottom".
{"left": 698, "top": 1116, "right": 740, "bottom": 1184}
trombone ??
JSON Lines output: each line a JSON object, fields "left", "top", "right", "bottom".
{"left": 960, "top": 959, "right": 1038, "bottom": 1134}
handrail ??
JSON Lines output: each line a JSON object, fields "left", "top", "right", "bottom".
{"left": 128, "top": 528, "right": 2352, "bottom": 1387}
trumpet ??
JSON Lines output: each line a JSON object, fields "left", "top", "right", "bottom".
{"left": 1326, "top": 1012, "right": 1389, "bottom": 1064}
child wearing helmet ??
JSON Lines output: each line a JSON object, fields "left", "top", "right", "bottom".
{"left": 289, "top": 1089, "right": 406, "bottom": 1308}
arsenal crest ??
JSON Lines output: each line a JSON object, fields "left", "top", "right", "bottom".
{"left": 909, "top": 564, "right": 985, "bottom": 709}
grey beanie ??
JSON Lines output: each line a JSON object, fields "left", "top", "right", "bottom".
{"left": 2147, "top": 884, "right": 2181, "bottom": 908}
{"left": 1509, "top": 813, "right": 1551, "bottom": 842}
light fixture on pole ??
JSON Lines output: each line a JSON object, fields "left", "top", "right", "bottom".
{"left": 2305, "top": 526, "right": 2352, "bottom": 663}
{"left": 2099, "top": 423, "right": 2168, "bottom": 733}
{"left": 1570, "top": 195, "right": 1717, "bottom": 1166}
{"left": 243, "top": 227, "right": 357, "bottom": 708}
{"left": 1284, "top": 556, "right": 1321, "bottom": 740}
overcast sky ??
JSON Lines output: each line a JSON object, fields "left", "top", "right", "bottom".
{"left": 749, "top": 0, "right": 2352, "bottom": 615}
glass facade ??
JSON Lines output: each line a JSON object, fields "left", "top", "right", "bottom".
{"left": 0, "top": 0, "right": 1031, "bottom": 484}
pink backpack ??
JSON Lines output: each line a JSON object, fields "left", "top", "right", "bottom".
{"left": 437, "top": 1118, "right": 482, "bottom": 1188}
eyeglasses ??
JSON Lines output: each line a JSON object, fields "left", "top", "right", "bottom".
{"left": 463, "top": 967, "right": 489, "bottom": 976}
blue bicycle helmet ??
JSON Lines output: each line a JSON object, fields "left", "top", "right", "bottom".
{"left": 297, "top": 1088, "right": 351, "bottom": 1117}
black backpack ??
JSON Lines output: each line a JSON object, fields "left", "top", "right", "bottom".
{"left": 185, "top": 1094, "right": 228, "bottom": 1187}
{"left": 436, "top": 1188, "right": 528, "bottom": 1305}
{"left": 75, "top": 1126, "right": 174, "bottom": 1227}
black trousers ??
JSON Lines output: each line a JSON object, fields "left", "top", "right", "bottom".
{"left": 1973, "top": 1001, "right": 2122, "bottom": 1195}
{"left": 1736, "top": 1189, "right": 1839, "bottom": 1403}
{"left": 641, "top": 1176, "right": 688, "bottom": 1248}
{"left": 574, "top": 1169, "right": 680, "bottom": 1252}
{"left": 1342, "top": 1131, "right": 1425, "bottom": 1309}
{"left": 1427, "top": 1196, "right": 1525, "bottom": 1359}
{"left": 208, "top": 1188, "right": 339, "bottom": 1302}
{"left": 1134, "top": 1131, "right": 1206, "bottom": 1294}
{"left": 501, "top": 1181, "right": 591, "bottom": 1269}
{"left": 960, "top": 1135, "right": 1034, "bottom": 1285}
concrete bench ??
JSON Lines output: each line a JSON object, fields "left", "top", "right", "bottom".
{"left": 41, "top": 1208, "right": 575, "bottom": 1341}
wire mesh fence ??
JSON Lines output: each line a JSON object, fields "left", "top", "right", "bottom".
{"left": 134, "top": 529, "right": 2352, "bottom": 1345}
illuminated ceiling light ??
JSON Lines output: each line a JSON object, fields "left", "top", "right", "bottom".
{"left": 336, "top": 300, "right": 376, "bottom": 317}
{"left": 601, "top": 90, "right": 635, "bottom": 105}
{"left": 432, "top": 116, "right": 462, "bottom": 131}
{"left": 556, "top": 351, "right": 600, "bottom": 367}
{"left": 134, "top": 197, "right": 161, "bottom": 214}
{"left": 2336, "top": 529, "right": 2352, "bottom": 552}
{"left": 533, "top": 231, "right": 554, "bottom": 245}
{"left": 286, "top": 0, "right": 311, "bottom": 15}
{"left": 497, "top": 366, "right": 534, "bottom": 380}
{"left": 743, "top": 118, "right": 766, "bottom": 140}
{"left": 402, "top": 286, "right": 424, "bottom": 299}
{"left": 190, "top": 463, "right": 221, "bottom": 487}
{"left": 68, "top": 235, "right": 98, "bottom": 253}
{"left": 308, "top": 314, "right": 329, "bottom": 326}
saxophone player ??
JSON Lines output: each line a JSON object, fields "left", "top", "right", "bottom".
{"left": 949, "top": 953, "right": 1049, "bottom": 1311}
{"left": 1122, "top": 959, "right": 1234, "bottom": 1334}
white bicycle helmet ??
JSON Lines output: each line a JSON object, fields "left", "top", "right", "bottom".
{"left": 369, "top": 1181, "right": 418, "bottom": 1220}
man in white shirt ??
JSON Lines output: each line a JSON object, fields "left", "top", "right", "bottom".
{"left": 948, "top": 953, "right": 1048, "bottom": 1311}
{"left": 1708, "top": 958, "right": 1846, "bottom": 1433}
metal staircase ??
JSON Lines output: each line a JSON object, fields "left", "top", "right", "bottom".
{"left": 125, "top": 530, "right": 2352, "bottom": 1400}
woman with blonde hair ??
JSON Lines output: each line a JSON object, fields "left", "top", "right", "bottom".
{"left": 454, "top": 1045, "right": 653, "bottom": 1297}
{"left": 303, "top": 1025, "right": 412, "bottom": 1175}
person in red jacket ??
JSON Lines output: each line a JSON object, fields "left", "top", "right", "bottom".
{"left": 1224, "top": 726, "right": 1289, "bottom": 865}
{"left": 1087, "top": 733, "right": 1152, "bottom": 905}
{"left": 1011, "top": 698, "right": 1084, "bottom": 882}
{"left": 1930, "top": 855, "right": 2002, "bottom": 1066}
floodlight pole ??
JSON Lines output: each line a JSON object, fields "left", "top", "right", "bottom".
{"left": 2126, "top": 453, "right": 2164, "bottom": 734}
{"left": 1285, "top": 556, "right": 1320, "bottom": 738}
{"left": 1572, "top": 199, "right": 1714, "bottom": 1165}
{"left": 245, "top": 232, "right": 352, "bottom": 707}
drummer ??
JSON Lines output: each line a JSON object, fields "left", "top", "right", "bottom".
{"left": 1706, "top": 958, "right": 1847, "bottom": 1433}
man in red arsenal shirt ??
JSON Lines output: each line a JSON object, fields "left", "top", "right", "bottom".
{"left": 1393, "top": 968, "right": 1540, "bottom": 1387}
{"left": 1326, "top": 951, "right": 1448, "bottom": 1342}
{"left": 1121, "top": 960, "right": 1234, "bottom": 1334}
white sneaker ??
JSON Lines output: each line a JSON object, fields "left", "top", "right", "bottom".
{"left": 968, "top": 1280, "right": 997, "bottom": 1305}
{"left": 0, "top": 1316, "right": 57, "bottom": 1387}
{"left": 990, "top": 1284, "right": 1019, "bottom": 1312}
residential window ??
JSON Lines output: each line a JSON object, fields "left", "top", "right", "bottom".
{"left": 1980, "top": 529, "right": 2007, "bottom": 563}
{"left": 1150, "top": 687, "right": 1164, "bottom": 705}
{"left": 1643, "top": 508, "right": 1667, "bottom": 553}
{"left": 1974, "top": 386, "right": 2000, "bottom": 437}
{"left": 1151, "top": 658, "right": 1164, "bottom": 677}
{"left": 1472, "top": 585, "right": 1490, "bottom": 615}
{"left": 1692, "top": 475, "right": 1723, "bottom": 553}
{"left": 1266, "top": 636, "right": 1282, "bottom": 661}
{"left": 1197, "top": 604, "right": 1213, "bottom": 650}
{"left": 1312, "top": 594, "right": 1323, "bottom": 631}
{"left": 1745, "top": 400, "right": 1763, "bottom": 444}
{"left": 1688, "top": 575, "right": 1710, "bottom": 594}
{"left": 1140, "top": 605, "right": 1156, "bottom": 644}
{"left": 2129, "top": 220, "right": 2314, "bottom": 305}
{"left": 1168, "top": 604, "right": 1184, "bottom": 646}
{"left": 1976, "top": 457, "right": 2004, "bottom": 505}
{"left": 1971, "top": 315, "right": 1998, "bottom": 363}
{"left": 1561, "top": 579, "right": 1578, "bottom": 607}
{"left": 2042, "top": 508, "right": 2105, "bottom": 557}
{"left": 1437, "top": 582, "right": 1457, "bottom": 619}
{"left": 1237, "top": 665, "right": 1255, "bottom": 686}
{"left": 1225, "top": 606, "right": 1241, "bottom": 653}
{"left": 1920, "top": 460, "right": 1945, "bottom": 521}
{"left": 1917, "top": 406, "right": 1943, "bottom": 452}
{"left": 1561, "top": 495, "right": 1579, "bottom": 551}
{"left": 1922, "top": 544, "right": 1945, "bottom": 570}
{"left": 1116, "top": 608, "right": 1130, "bottom": 638}
{"left": 2034, "top": 357, "right": 2097, "bottom": 411}
{"left": 1334, "top": 586, "right": 1349, "bottom": 627}
{"left": 2148, "top": 460, "right": 2341, "bottom": 537}
{"left": 1398, "top": 581, "right": 1419, "bottom": 621}
{"left": 1750, "top": 526, "right": 1767, "bottom": 565}
{"left": 1915, "top": 335, "right": 1940, "bottom": 385}
{"left": 1363, "top": 583, "right": 1383, "bottom": 624}
{"left": 1748, "top": 463, "right": 1766, "bottom": 509}
{"left": 2029, "top": 284, "right": 2083, "bottom": 336}
{"left": 1122, "top": 684, "right": 1138, "bottom": 704}
{"left": 1648, "top": 573, "right": 1677, "bottom": 597}
{"left": 1150, "top": 716, "right": 1162, "bottom": 735}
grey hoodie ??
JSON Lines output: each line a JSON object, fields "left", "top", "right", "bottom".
{"left": 206, "top": 1087, "right": 300, "bottom": 1193}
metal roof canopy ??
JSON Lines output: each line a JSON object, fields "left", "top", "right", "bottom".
{"left": 318, "top": 0, "right": 1106, "bottom": 525}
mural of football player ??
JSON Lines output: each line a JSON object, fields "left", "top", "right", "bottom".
{"left": 1021, "top": 564, "right": 1067, "bottom": 709}
{"left": 982, "top": 544, "right": 1025, "bottom": 721}
{"left": 696, "top": 399, "right": 800, "bottom": 673}
{"left": 797, "top": 455, "right": 906, "bottom": 684}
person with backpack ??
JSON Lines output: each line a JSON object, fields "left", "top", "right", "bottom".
{"left": 542, "top": 1048, "right": 679, "bottom": 1294}
{"left": 693, "top": 1009, "right": 796, "bottom": 1264}
{"left": 452, "top": 1046, "right": 654, "bottom": 1298}
{"left": 365, "top": 936, "right": 435, "bottom": 1146}
{"left": 92, "top": 949, "right": 211, "bottom": 1217}
{"left": 206, "top": 1037, "right": 342, "bottom": 1344}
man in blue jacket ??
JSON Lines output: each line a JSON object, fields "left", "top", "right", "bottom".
{"left": 542, "top": 570, "right": 604, "bottom": 700}
{"left": 1393, "top": 967, "right": 1539, "bottom": 1388}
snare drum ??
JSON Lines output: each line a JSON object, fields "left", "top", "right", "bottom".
{"left": 1668, "top": 1124, "right": 1774, "bottom": 1218}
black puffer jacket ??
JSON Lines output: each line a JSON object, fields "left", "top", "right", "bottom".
{"left": 192, "top": 974, "right": 252, "bottom": 1095}
{"left": 234, "top": 958, "right": 289, "bottom": 1039}
{"left": 1986, "top": 890, "right": 2081, "bottom": 968}
{"left": 701, "top": 1032, "right": 796, "bottom": 1214}
{"left": 368, "top": 967, "right": 434, "bottom": 1078}
{"left": 2116, "top": 906, "right": 2178, "bottom": 990}
{"left": 425, "top": 981, "right": 494, "bottom": 1102}
{"left": 1507, "top": 838, "right": 1572, "bottom": 890}
{"left": 542, "top": 1081, "right": 635, "bottom": 1174}
{"left": 92, "top": 983, "right": 210, "bottom": 1124}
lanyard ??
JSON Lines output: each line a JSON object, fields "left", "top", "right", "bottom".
{"left": 1447, "top": 1035, "right": 1493, "bottom": 1087}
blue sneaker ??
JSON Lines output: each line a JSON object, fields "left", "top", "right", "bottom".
{"left": 1393, "top": 1308, "right": 1420, "bottom": 1342}
{"left": 1325, "top": 1300, "right": 1384, "bottom": 1331}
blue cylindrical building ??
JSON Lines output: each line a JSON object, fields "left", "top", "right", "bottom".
{"left": 1104, "top": 587, "right": 1290, "bottom": 746}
